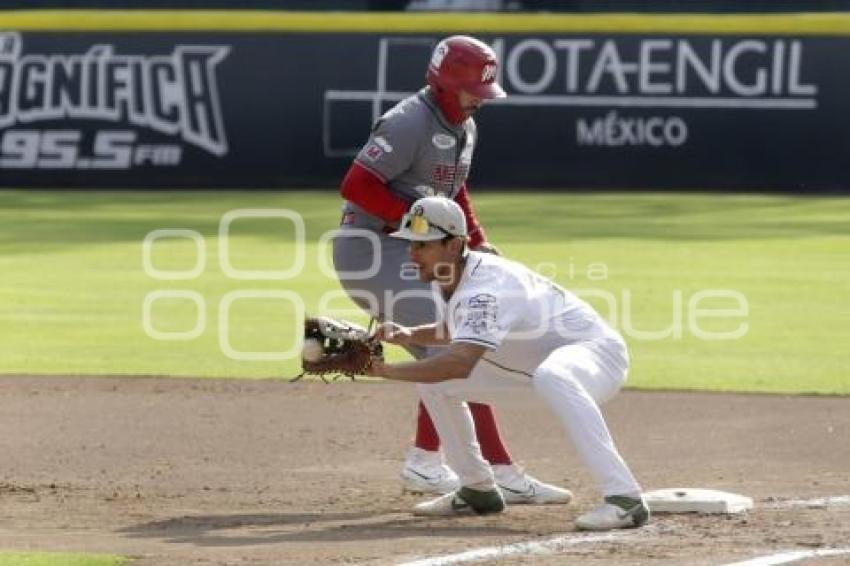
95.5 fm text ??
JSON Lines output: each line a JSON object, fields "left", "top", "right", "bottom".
{"left": 0, "top": 129, "right": 182, "bottom": 169}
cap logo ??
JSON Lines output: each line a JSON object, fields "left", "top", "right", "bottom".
{"left": 481, "top": 63, "right": 497, "bottom": 82}
{"left": 431, "top": 41, "right": 448, "bottom": 70}
{"left": 412, "top": 204, "right": 425, "bottom": 216}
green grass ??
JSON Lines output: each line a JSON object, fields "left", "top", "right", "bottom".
{"left": 1, "top": 190, "right": 848, "bottom": 394}
{"left": 0, "top": 551, "right": 127, "bottom": 566}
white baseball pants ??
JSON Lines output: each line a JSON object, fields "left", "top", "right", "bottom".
{"left": 417, "top": 337, "right": 642, "bottom": 497}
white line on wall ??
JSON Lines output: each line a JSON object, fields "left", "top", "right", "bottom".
{"left": 324, "top": 90, "right": 817, "bottom": 110}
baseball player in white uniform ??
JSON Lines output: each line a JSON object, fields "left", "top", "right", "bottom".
{"left": 368, "top": 196, "right": 650, "bottom": 531}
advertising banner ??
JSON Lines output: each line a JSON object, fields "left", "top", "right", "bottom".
{"left": 0, "top": 24, "right": 847, "bottom": 190}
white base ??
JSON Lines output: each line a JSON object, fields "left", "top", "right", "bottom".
{"left": 644, "top": 488, "right": 753, "bottom": 514}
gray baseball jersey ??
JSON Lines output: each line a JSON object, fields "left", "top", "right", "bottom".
{"left": 333, "top": 87, "right": 478, "bottom": 359}
{"left": 340, "top": 87, "right": 476, "bottom": 232}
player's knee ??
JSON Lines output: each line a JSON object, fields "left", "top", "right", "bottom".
{"left": 532, "top": 358, "right": 614, "bottom": 406}
{"left": 532, "top": 362, "right": 583, "bottom": 398}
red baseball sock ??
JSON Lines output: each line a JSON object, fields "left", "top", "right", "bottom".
{"left": 414, "top": 401, "right": 513, "bottom": 465}
{"left": 469, "top": 402, "right": 513, "bottom": 465}
{"left": 414, "top": 401, "right": 440, "bottom": 452}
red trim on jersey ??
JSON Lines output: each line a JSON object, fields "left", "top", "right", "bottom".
{"left": 454, "top": 184, "right": 487, "bottom": 249}
{"left": 340, "top": 161, "right": 410, "bottom": 224}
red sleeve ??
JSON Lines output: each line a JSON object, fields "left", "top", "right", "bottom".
{"left": 454, "top": 184, "right": 487, "bottom": 249}
{"left": 340, "top": 162, "right": 409, "bottom": 224}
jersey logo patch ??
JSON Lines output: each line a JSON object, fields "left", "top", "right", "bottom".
{"left": 363, "top": 143, "right": 383, "bottom": 161}
{"left": 432, "top": 133, "right": 456, "bottom": 149}
{"left": 373, "top": 136, "right": 393, "bottom": 153}
{"left": 464, "top": 294, "right": 499, "bottom": 336}
{"left": 432, "top": 164, "right": 468, "bottom": 192}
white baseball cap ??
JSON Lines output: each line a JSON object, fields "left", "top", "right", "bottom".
{"left": 390, "top": 196, "right": 468, "bottom": 241}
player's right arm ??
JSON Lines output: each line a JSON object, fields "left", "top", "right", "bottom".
{"left": 368, "top": 342, "right": 487, "bottom": 383}
{"left": 375, "top": 321, "right": 451, "bottom": 347}
{"left": 340, "top": 112, "right": 420, "bottom": 225}
{"left": 340, "top": 162, "right": 409, "bottom": 224}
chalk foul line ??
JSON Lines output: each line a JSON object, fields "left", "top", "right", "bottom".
{"left": 398, "top": 528, "right": 651, "bottom": 566}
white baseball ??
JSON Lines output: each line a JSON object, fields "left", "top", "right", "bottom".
{"left": 302, "top": 338, "right": 323, "bottom": 362}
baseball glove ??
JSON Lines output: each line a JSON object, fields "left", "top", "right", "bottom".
{"left": 291, "top": 316, "right": 383, "bottom": 382}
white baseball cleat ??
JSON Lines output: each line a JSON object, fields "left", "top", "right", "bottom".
{"left": 492, "top": 464, "right": 573, "bottom": 505}
{"left": 413, "top": 487, "right": 506, "bottom": 517}
{"left": 575, "top": 495, "right": 651, "bottom": 531}
{"left": 401, "top": 447, "right": 460, "bottom": 495}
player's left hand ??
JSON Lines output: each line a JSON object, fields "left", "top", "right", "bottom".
{"left": 295, "top": 316, "right": 384, "bottom": 381}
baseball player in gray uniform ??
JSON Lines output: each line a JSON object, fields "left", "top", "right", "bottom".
{"left": 332, "top": 36, "right": 570, "bottom": 504}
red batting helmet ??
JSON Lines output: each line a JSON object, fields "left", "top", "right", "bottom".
{"left": 426, "top": 36, "right": 506, "bottom": 100}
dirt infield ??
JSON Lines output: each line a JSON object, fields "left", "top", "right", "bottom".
{"left": 0, "top": 376, "right": 848, "bottom": 565}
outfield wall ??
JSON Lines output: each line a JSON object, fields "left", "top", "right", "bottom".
{"left": 1, "top": 11, "right": 849, "bottom": 190}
